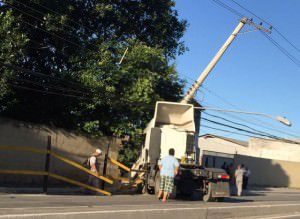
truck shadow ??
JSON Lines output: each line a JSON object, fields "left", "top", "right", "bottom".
{"left": 175, "top": 191, "right": 255, "bottom": 202}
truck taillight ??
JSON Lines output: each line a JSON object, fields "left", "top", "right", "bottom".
{"left": 217, "top": 174, "right": 230, "bottom": 180}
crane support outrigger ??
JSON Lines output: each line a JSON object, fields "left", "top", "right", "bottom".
{"left": 131, "top": 17, "right": 270, "bottom": 201}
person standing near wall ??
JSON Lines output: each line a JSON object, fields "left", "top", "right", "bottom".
{"left": 235, "top": 164, "right": 244, "bottom": 196}
{"left": 86, "top": 149, "right": 102, "bottom": 194}
{"left": 227, "top": 163, "right": 235, "bottom": 195}
{"left": 221, "top": 162, "right": 227, "bottom": 171}
{"left": 157, "top": 148, "right": 179, "bottom": 202}
{"left": 243, "top": 167, "right": 251, "bottom": 190}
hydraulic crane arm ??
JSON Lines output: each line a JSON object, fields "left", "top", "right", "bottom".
{"left": 181, "top": 17, "right": 248, "bottom": 104}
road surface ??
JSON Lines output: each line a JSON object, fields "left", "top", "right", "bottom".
{"left": 0, "top": 187, "right": 300, "bottom": 218}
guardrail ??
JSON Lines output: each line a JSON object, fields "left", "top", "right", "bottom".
{"left": 0, "top": 136, "right": 113, "bottom": 196}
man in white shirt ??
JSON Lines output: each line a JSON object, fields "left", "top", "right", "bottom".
{"left": 87, "top": 149, "right": 102, "bottom": 194}
{"left": 235, "top": 164, "right": 244, "bottom": 196}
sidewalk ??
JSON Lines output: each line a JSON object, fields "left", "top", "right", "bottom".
{"left": 0, "top": 187, "right": 83, "bottom": 195}
{"left": 0, "top": 186, "right": 134, "bottom": 196}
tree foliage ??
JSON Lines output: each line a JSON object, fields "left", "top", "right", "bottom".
{"left": 0, "top": 0, "right": 187, "bottom": 164}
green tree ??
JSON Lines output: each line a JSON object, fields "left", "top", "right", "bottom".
{"left": 0, "top": 9, "right": 28, "bottom": 107}
{"left": 0, "top": 0, "right": 187, "bottom": 164}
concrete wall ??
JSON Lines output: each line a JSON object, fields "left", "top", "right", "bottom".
{"left": 0, "top": 117, "right": 121, "bottom": 187}
{"left": 249, "top": 138, "right": 300, "bottom": 162}
{"left": 235, "top": 155, "right": 300, "bottom": 188}
{"left": 198, "top": 135, "right": 300, "bottom": 188}
{"left": 199, "top": 136, "right": 249, "bottom": 156}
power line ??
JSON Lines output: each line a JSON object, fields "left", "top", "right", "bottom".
{"left": 202, "top": 117, "right": 276, "bottom": 139}
{"left": 202, "top": 111, "right": 277, "bottom": 137}
{"left": 201, "top": 124, "right": 258, "bottom": 138}
{"left": 30, "top": 0, "right": 97, "bottom": 36}
{"left": 1, "top": 62, "right": 123, "bottom": 102}
{"left": 204, "top": 101, "right": 300, "bottom": 138}
{"left": 8, "top": 83, "right": 89, "bottom": 99}
{"left": 260, "top": 31, "right": 300, "bottom": 68}
{"left": 181, "top": 72, "right": 300, "bottom": 138}
{"left": 7, "top": 0, "right": 93, "bottom": 40}
{"left": 202, "top": 117, "right": 300, "bottom": 145}
{"left": 4, "top": 2, "right": 84, "bottom": 49}
{"left": 8, "top": 77, "right": 89, "bottom": 96}
{"left": 210, "top": 0, "right": 300, "bottom": 68}
{"left": 211, "top": 0, "right": 244, "bottom": 18}
{"left": 4, "top": 1, "right": 126, "bottom": 70}
{"left": 200, "top": 87, "right": 300, "bottom": 138}
{"left": 228, "top": 0, "right": 300, "bottom": 54}
{"left": 1, "top": 61, "right": 91, "bottom": 93}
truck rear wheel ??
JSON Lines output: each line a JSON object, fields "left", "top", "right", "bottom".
{"left": 215, "top": 197, "right": 224, "bottom": 202}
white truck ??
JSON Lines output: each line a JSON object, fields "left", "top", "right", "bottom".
{"left": 131, "top": 101, "right": 230, "bottom": 201}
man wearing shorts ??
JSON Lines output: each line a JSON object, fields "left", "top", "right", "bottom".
{"left": 157, "top": 148, "right": 179, "bottom": 202}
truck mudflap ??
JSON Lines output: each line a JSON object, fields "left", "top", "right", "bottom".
{"left": 210, "top": 181, "right": 230, "bottom": 198}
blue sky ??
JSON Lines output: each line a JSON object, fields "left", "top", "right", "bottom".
{"left": 174, "top": 0, "right": 300, "bottom": 140}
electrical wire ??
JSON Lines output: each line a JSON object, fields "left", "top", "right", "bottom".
{"left": 8, "top": 83, "right": 90, "bottom": 99}
{"left": 202, "top": 117, "right": 277, "bottom": 139}
{"left": 204, "top": 101, "right": 300, "bottom": 138}
{"left": 203, "top": 111, "right": 275, "bottom": 137}
{"left": 200, "top": 86, "right": 300, "bottom": 138}
{"left": 180, "top": 71, "right": 300, "bottom": 138}
{"left": 211, "top": 0, "right": 244, "bottom": 18}
{"left": 4, "top": 2, "right": 84, "bottom": 49}
{"left": 1, "top": 61, "right": 91, "bottom": 93}
{"left": 260, "top": 30, "right": 300, "bottom": 68}
{"left": 211, "top": 0, "right": 300, "bottom": 68}
{"left": 7, "top": 0, "right": 93, "bottom": 40}
{"left": 30, "top": 0, "right": 97, "bottom": 35}
{"left": 201, "top": 124, "right": 258, "bottom": 138}
{"left": 202, "top": 117, "right": 300, "bottom": 145}
{"left": 8, "top": 77, "right": 89, "bottom": 96}
{"left": 228, "top": 0, "right": 300, "bottom": 54}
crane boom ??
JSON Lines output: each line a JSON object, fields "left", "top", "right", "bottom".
{"left": 181, "top": 17, "right": 248, "bottom": 104}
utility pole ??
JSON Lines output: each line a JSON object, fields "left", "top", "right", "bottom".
{"left": 181, "top": 17, "right": 271, "bottom": 104}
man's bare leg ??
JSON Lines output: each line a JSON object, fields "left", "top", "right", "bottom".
{"left": 157, "top": 190, "right": 163, "bottom": 199}
{"left": 162, "top": 192, "right": 169, "bottom": 202}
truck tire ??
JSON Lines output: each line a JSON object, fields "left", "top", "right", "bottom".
{"left": 215, "top": 197, "right": 224, "bottom": 202}
{"left": 136, "top": 183, "right": 144, "bottom": 194}
{"left": 169, "top": 185, "right": 177, "bottom": 199}
{"left": 203, "top": 182, "right": 214, "bottom": 202}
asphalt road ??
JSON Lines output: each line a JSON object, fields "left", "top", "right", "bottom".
{"left": 1, "top": 188, "right": 300, "bottom": 219}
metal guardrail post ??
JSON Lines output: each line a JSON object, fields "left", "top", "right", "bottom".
{"left": 43, "top": 136, "right": 52, "bottom": 193}
{"left": 101, "top": 143, "right": 110, "bottom": 190}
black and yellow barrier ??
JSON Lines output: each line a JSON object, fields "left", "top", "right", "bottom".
{"left": 50, "top": 151, "right": 113, "bottom": 184}
{"left": 0, "top": 170, "right": 111, "bottom": 196}
{"left": 108, "top": 157, "right": 146, "bottom": 174}
{"left": 108, "top": 157, "right": 131, "bottom": 172}
{"left": 0, "top": 145, "right": 113, "bottom": 196}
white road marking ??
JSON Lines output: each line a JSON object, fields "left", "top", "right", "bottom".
{"left": 0, "top": 203, "right": 197, "bottom": 210}
{"left": 256, "top": 213, "right": 300, "bottom": 219}
{"left": 0, "top": 203, "right": 300, "bottom": 218}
